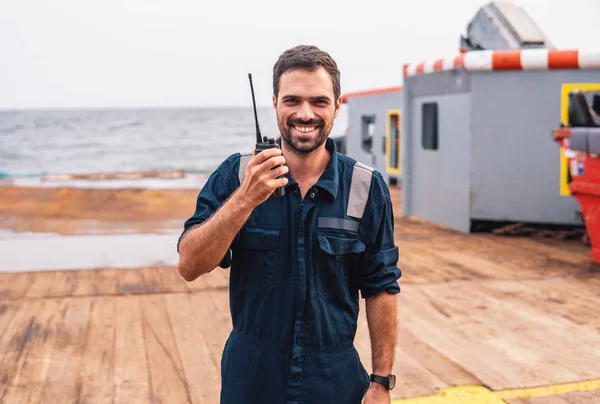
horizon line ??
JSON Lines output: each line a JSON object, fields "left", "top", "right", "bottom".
{"left": 0, "top": 104, "right": 280, "bottom": 112}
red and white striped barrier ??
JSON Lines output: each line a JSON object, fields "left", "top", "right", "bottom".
{"left": 403, "top": 49, "right": 600, "bottom": 77}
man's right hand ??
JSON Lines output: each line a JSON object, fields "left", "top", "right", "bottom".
{"left": 178, "top": 147, "right": 288, "bottom": 281}
{"left": 238, "top": 148, "right": 289, "bottom": 207}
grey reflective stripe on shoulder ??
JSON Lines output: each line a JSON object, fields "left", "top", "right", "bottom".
{"left": 347, "top": 161, "right": 374, "bottom": 219}
{"left": 318, "top": 217, "right": 359, "bottom": 232}
{"left": 238, "top": 153, "right": 253, "bottom": 184}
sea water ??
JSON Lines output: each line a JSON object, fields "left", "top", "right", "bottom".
{"left": 0, "top": 106, "right": 348, "bottom": 180}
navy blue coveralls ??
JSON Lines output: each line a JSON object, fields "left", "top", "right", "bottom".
{"left": 179, "top": 138, "right": 401, "bottom": 404}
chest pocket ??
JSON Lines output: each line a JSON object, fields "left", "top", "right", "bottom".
{"left": 241, "top": 226, "right": 280, "bottom": 290}
{"left": 316, "top": 230, "right": 365, "bottom": 301}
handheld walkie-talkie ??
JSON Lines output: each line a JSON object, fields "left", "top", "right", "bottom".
{"left": 248, "top": 73, "right": 285, "bottom": 198}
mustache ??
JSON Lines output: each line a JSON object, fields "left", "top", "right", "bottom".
{"left": 288, "top": 118, "right": 323, "bottom": 126}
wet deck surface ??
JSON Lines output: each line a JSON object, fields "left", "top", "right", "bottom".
{"left": 0, "top": 232, "right": 180, "bottom": 272}
{"left": 1, "top": 185, "right": 600, "bottom": 403}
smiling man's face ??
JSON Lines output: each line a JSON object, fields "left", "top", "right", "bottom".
{"left": 273, "top": 67, "right": 341, "bottom": 157}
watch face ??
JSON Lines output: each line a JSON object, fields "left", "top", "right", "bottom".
{"left": 388, "top": 374, "right": 396, "bottom": 389}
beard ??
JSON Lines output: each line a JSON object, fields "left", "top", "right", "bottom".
{"left": 277, "top": 116, "right": 333, "bottom": 157}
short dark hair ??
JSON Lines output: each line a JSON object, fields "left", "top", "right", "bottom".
{"left": 273, "top": 45, "right": 341, "bottom": 104}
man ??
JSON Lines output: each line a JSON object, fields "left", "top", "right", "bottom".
{"left": 177, "top": 45, "right": 401, "bottom": 404}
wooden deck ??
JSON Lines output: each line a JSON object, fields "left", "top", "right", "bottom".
{"left": 1, "top": 186, "right": 600, "bottom": 403}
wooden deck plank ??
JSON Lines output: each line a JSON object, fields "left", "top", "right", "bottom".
{"left": 115, "top": 267, "right": 148, "bottom": 296}
{"left": 426, "top": 279, "right": 600, "bottom": 382}
{"left": 83, "top": 269, "right": 115, "bottom": 297}
{"left": 46, "top": 270, "right": 81, "bottom": 298}
{"left": 396, "top": 243, "right": 473, "bottom": 284}
{"left": 143, "top": 266, "right": 189, "bottom": 294}
{"left": 0, "top": 301, "right": 22, "bottom": 346}
{"left": 0, "top": 300, "right": 44, "bottom": 397}
{"left": 165, "top": 293, "right": 222, "bottom": 403}
{"left": 76, "top": 297, "right": 116, "bottom": 404}
{"left": 113, "top": 296, "right": 150, "bottom": 404}
{"left": 197, "top": 267, "right": 230, "bottom": 291}
{"left": 23, "top": 271, "right": 58, "bottom": 299}
{"left": 398, "top": 233, "right": 591, "bottom": 285}
{"left": 192, "top": 291, "right": 234, "bottom": 368}
{"left": 395, "top": 327, "right": 482, "bottom": 388}
{"left": 387, "top": 340, "right": 449, "bottom": 399}
{"left": 0, "top": 272, "right": 33, "bottom": 299}
{"left": 431, "top": 278, "right": 600, "bottom": 352}
{"left": 430, "top": 248, "right": 515, "bottom": 279}
{"left": 397, "top": 285, "right": 554, "bottom": 390}
{"left": 39, "top": 298, "right": 92, "bottom": 403}
{"left": 532, "top": 277, "right": 600, "bottom": 330}
{"left": 490, "top": 235, "right": 590, "bottom": 263}
{"left": 1, "top": 299, "right": 62, "bottom": 403}
{"left": 140, "top": 294, "right": 192, "bottom": 404}
{"left": 478, "top": 279, "right": 600, "bottom": 345}
{"left": 0, "top": 266, "right": 227, "bottom": 301}
{"left": 356, "top": 296, "right": 482, "bottom": 400}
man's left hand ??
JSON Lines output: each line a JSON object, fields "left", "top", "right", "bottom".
{"left": 363, "top": 383, "right": 391, "bottom": 404}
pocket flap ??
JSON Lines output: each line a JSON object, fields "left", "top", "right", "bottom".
{"left": 244, "top": 227, "right": 280, "bottom": 250}
{"left": 318, "top": 234, "right": 365, "bottom": 256}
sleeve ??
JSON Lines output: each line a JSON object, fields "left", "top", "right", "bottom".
{"left": 356, "top": 172, "right": 402, "bottom": 299}
{"left": 176, "top": 155, "right": 238, "bottom": 268}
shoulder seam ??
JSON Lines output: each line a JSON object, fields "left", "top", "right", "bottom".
{"left": 354, "top": 161, "right": 375, "bottom": 172}
{"left": 337, "top": 153, "right": 375, "bottom": 173}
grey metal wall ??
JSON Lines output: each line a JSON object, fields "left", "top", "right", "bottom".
{"left": 406, "top": 92, "right": 473, "bottom": 232}
{"left": 402, "top": 70, "right": 472, "bottom": 230}
{"left": 402, "top": 68, "right": 599, "bottom": 231}
{"left": 469, "top": 70, "right": 599, "bottom": 226}
{"left": 345, "top": 91, "right": 403, "bottom": 183}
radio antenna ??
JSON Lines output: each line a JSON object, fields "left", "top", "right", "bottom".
{"left": 248, "top": 73, "right": 262, "bottom": 143}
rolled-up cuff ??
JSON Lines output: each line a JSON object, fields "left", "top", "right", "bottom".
{"left": 358, "top": 246, "right": 402, "bottom": 298}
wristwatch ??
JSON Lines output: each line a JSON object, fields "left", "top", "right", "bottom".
{"left": 369, "top": 374, "right": 396, "bottom": 390}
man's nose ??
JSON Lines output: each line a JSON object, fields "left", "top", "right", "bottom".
{"left": 296, "top": 101, "right": 315, "bottom": 120}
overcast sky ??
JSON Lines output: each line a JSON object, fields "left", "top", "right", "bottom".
{"left": 1, "top": 0, "right": 598, "bottom": 109}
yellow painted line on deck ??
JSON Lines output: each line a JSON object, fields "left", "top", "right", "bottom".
{"left": 391, "top": 378, "right": 600, "bottom": 403}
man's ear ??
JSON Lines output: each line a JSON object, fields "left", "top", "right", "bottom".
{"left": 334, "top": 96, "right": 342, "bottom": 118}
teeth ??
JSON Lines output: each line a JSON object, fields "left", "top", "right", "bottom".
{"left": 294, "top": 125, "right": 317, "bottom": 133}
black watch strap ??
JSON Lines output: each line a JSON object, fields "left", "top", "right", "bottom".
{"left": 369, "top": 374, "right": 396, "bottom": 390}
